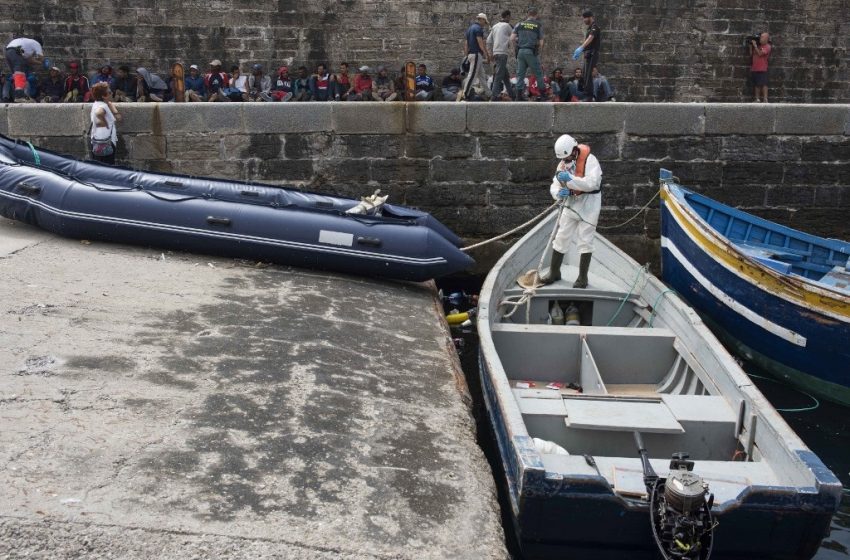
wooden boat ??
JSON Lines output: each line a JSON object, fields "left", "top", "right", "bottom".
{"left": 0, "top": 135, "right": 472, "bottom": 281}
{"left": 476, "top": 206, "right": 841, "bottom": 559}
{"left": 660, "top": 170, "right": 850, "bottom": 406}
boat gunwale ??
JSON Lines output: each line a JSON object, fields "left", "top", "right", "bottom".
{"left": 661, "top": 182, "right": 850, "bottom": 312}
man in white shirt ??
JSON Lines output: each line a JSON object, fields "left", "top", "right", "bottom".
{"left": 487, "top": 10, "right": 514, "bottom": 101}
{"left": 5, "top": 37, "right": 44, "bottom": 102}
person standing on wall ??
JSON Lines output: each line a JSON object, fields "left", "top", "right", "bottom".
{"left": 487, "top": 10, "right": 514, "bottom": 101}
{"left": 510, "top": 6, "right": 545, "bottom": 101}
{"left": 5, "top": 36, "right": 46, "bottom": 102}
{"left": 749, "top": 32, "right": 771, "bottom": 102}
{"left": 460, "top": 12, "right": 491, "bottom": 101}
{"left": 89, "top": 82, "right": 122, "bottom": 165}
{"left": 537, "top": 134, "right": 603, "bottom": 289}
{"left": 572, "top": 10, "right": 601, "bottom": 99}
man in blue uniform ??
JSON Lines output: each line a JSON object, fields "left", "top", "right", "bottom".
{"left": 510, "top": 7, "right": 545, "bottom": 101}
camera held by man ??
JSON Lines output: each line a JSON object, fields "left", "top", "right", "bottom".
{"left": 744, "top": 32, "right": 771, "bottom": 47}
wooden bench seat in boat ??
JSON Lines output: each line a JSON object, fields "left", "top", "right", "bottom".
{"left": 562, "top": 397, "right": 685, "bottom": 434}
{"left": 514, "top": 393, "right": 736, "bottom": 430}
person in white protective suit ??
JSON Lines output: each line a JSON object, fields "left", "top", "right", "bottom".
{"left": 537, "top": 134, "right": 602, "bottom": 288}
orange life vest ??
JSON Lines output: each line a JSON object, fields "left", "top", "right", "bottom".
{"left": 574, "top": 144, "right": 591, "bottom": 178}
{"left": 571, "top": 144, "right": 601, "bottom": 196}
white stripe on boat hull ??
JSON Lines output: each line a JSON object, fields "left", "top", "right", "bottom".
{"left": 662, "top": 236, "right": 807, "bottom": 347}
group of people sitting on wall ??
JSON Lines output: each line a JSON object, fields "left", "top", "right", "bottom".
{"left": 1, "top": 58, "right": 615, "bottom": 103}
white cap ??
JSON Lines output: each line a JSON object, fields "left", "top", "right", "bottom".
{"left": 210, "top": 59, "right": 222, "bottom": 66}
{"left": 189, "top": 64, "right": 199, "bottom": 70}
{"left": 476, "top": 12, "right": 489, "bottom": 23}
{"left": 359, "top": 65, "right": 369, "bottom": 72}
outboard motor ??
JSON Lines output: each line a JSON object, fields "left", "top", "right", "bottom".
{"left": 634, "top": 433, "right": 716, "bottom": 560}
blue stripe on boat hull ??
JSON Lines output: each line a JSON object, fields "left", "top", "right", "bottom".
{"left": 478, "top": 351, "right": 835, "bottom": 559}
{"left": 660, "top": 202, "right": 850, "bottom": 404}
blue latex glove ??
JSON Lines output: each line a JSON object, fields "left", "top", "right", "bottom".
{"left": 572, "top": 46, "right": 584, "bottom": 60}
{"left": 42, "top": 57, "right": 51, "bottom": 70}
{"left": 558, "top": 187, "right": 571, "bottom": 198}
{"left": 557, "top": 171, "right": 573, "bottom": 183}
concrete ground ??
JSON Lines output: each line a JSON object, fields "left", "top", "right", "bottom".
{"left": 0, "top": 217, "right": 506, "bottom": 559}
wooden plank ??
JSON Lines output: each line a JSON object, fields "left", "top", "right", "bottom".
{"left": 563, "top": 398, "right": 684, "bottom": 434}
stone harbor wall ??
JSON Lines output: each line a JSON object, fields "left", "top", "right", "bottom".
{"left": 2, "top": 102, "right": 849, "bottom": 272}
{"left": 0, "top": 0, "right": 848, "bottom": 103}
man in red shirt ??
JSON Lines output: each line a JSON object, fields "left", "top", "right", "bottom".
{"left": 749, "top": 32, "right": 772, "bottom": 103}
{"left": 63, "top": 61, "right": 89, "bottom": 102}
{"left": 350, "top": 66, "right": 374, "bottom": 101}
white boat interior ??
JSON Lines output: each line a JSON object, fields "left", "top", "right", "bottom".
{"left": 478, "top": 212, "right": 839, "bottom": 508}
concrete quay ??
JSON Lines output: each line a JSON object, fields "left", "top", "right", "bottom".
{"left": 0, "top": 217, "right": 506, "bottom": 559}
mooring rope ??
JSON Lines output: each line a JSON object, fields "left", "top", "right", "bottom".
{"left": 597, "top": 189, "right": 661, "bottom": 231}
{"left": 746, "top": 372, "right": 821, "bottom": 413}
{"left": 461, "top": 201, "right": 559, "bottom": 252}
{"left": 461, "top": 189, "right": 661, "bottom": 252}
{"left": 500, "top": 200, "right": 568, "bottom": 323}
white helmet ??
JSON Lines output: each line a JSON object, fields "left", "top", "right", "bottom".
{"left": 554, "top": 134, "right": 577, "bottom": 159}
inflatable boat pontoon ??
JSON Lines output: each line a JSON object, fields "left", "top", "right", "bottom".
{"left": 0, "top": 135, "right": 473, "bottom": 282}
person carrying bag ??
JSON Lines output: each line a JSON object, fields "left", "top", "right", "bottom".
{"left": 89, "top": 82, "right": 121, "bottom": 164}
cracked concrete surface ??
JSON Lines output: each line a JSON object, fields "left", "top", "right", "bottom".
{"left": 0, "top": 218, "right": 506, "bottom": 559}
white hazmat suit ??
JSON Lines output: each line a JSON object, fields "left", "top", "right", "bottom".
{"left": 549, "top": 153, "right": 602, "bottom": 255}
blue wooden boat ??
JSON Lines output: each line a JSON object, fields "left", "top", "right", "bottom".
{"left": 477, "top": 208, "right": 841, "bottom": 560}
{"left": 659, "top": 170, "right": 850, "bottom": 407}
{"left": 0, "top": 135, "right": 473, "bottom": 281}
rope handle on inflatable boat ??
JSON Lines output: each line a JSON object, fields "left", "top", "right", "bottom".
{"left": 26, "top": 142, "right": 40, "bottom": 166}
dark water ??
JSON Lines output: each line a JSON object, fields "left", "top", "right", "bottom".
{"left": 437, "top": 278, "right": 850, "bottom": 559}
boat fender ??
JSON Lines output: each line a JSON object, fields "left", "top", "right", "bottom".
{"left": 533, "top": 438, "right": 569, "bottom": 456}
{"left": 446, "top": 307, "right": 477, "bottom": 325}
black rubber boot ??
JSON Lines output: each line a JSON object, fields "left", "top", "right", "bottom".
{"left": 538, "top": 250, "right": 564, "bottom": 285}
{"left": 573, "top": 253, "right": 592, "bottom": 289}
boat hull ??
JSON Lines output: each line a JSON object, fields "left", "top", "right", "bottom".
{"left": 660, "top": 188, "right": 850, "bottom": 406}
{"left": 0, "top": 137, "right": 473, "bottom": 282}
{"left": 479, "top": 351, "right": 837, "bottom": 560}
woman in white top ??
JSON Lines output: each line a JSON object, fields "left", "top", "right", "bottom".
{"left": 89, "top": 82, "right": 122, "bottom": 165}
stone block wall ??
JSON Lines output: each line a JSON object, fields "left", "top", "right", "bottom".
{"left": 1, "top": 0, "right": 848, "bottom": 103}
{"left": 1, "top": 102, "right": 849, "bottom": 273}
